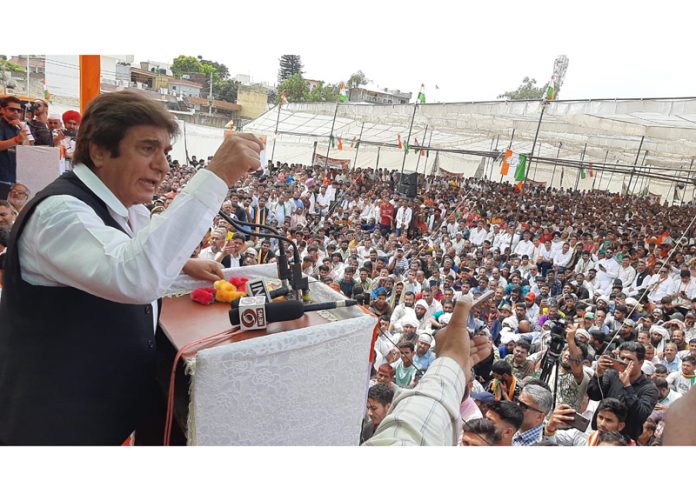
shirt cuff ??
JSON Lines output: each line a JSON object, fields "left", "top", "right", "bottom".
{"left": 183, "top": 169, "right": 229, "bottom": 212}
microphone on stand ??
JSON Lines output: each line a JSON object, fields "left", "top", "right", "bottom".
{"left": 217, "top": 210, "right": 309, "bottom": 300}
{"left": 229, "top": 299, "right": 359, "bottom": 328}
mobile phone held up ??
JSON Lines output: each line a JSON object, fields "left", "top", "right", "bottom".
{"left": 472, "top": 290, "right": 495, "bottom": 309}
{"left": 611, "top": 358, "right": 628, "bottom": 372}
{"left": 568, "top": 412, "right": 590, "bottom": 432}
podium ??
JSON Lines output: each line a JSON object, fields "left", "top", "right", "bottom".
{"left": 158, "top": 264, "right": 376, "bottom": 445}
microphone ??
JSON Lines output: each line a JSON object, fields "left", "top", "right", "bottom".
{"left": 230, "top": 299, "right": 358, "bottom": 328}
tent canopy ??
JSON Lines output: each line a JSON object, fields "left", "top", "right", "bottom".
{"left": 244, "top": 97, "right": 696, "bottom": 200}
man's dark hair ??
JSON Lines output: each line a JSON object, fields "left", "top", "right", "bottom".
{"left": 683, "top": 355, "right": 696, "bottom": 365}
{"left": 487, "top": 400, "right": 524, "bottom": 431}
{"left": 367, "top": 383, "right": 394, "bottom": 406}
{"left": 596, "top": 430, "right": 628, "bottom": 446}
{"left": 515, "top": 339, "right": 531, "bottom": 353}
{"left": 618, "top": 341, "right": 646, "bottom": 362}
{"left": 491, "top": 360, "right": 513, "bottom": 376}
{"left": 461, "top": 418, "right": 502, "bottom": 445}
{"left": 596, "top": 398, "right": 628, "bottom": 424}
{"left": 73, "top": 91, "right": 179, "bottom": 170}
{"left": 1, "top": 96, "right": 22, "bottom": 107}
{"left": 397, "top": 341, "right": 415, "bottom": 352}
{"left": 653, "top": 377, "right": 669, "bottom": 390}
{"left": 654, "top": 363, "right": 669, "bottom": 376}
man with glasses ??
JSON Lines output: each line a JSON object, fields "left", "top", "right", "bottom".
{"left": 648, "top": 265, "right": 676, "bottom": 303}
{"left": 7, "top": 183, "right": 30, "bottom": 217}
{"left": 512, "top": 382, "right": 553, "bottom": 446}
{"left": 0, "top": 97, "right": 29, "bottom": 200}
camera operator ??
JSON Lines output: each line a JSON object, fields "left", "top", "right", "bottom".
{"left": 588, "top": 342, "right": 658, "bottom": 441}
{"left": 529, "top": 321, "right": 589, "bottom": 412}
{"left": 26, "top": 99, "right": 52, "bottom": 146}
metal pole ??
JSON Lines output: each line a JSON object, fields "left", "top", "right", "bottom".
{"left": 319, "top": 100, "right": 341, "bottom": 169}
{"left": 597, "top": 150, "right": 609, "bottom": 190}
{"left": 270, "top": 103, "right": 282, "bottom": 162}
{"left": 500, "top": 128, "right": 516, "bottom": 183}
{"left": 637, "top": 151, "right": 650, "bottom": 196}
{"left": 574, "top": 143, "right": 588, "bottom": 191}
{"left": 680, "top": 159, "right": 695, "bottom": 206}
{"left": 311, "top": 140, "right": 318, "bottom": 165}
{"left": 531, "top": 141, "right": 543, "bottom": 180}
{"left": 508, "top": 104, "right": 546, "bottom": 251}
{"left": 488, "top": 134, "right": 500, "bottom": 180}
{"left": 414, "top": 125, "right": 429, "bottom": 173}
{"left": 606, "top": 160, "right": 618, "bottom": 192}
{"left": 592, "top": 150, "right": 609, "bottom": 191}
{"left": 376, "top": 146, "right": 381, "bottom": 169}
{"left": 399, "top": 103, "right": 419, "bottom": 177}
{"left": 550, "top": 142, "right": 562, "bottom": 188}
{"left": 208, "top": 72, "right": 213, "bottom": 115}
{"left": 632, "top": 150, "right": 648, "bottom": 195}
{"left": 353, "top": 122, "right": 365, "bottom": 169}
{"left": 421, "top": 129, "right": 434, "bottom": 176}
{"left": 625, "top": 135, "right": 645, "bottom": 195}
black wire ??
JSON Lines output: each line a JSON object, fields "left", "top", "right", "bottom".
{"left": 217, "top": 210, "right": 300, "bottom": 261}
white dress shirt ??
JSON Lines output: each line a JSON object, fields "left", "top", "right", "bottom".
{"left": 19, "top": 164, "right": 227, "bottom": 331}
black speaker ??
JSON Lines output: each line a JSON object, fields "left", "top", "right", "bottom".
{"left": 397, "top": 172, "right": 418, "bottom": 199}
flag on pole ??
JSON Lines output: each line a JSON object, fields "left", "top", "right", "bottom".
{"left": 42, "top": 80, "right": 52, "bottom": 102}
{"left": 514, "top": 154, "right": 527, "bottom": 181}
{"left": 413, "top": 138, "right": 420, "bottom": 155}
{"left": 337, "top": 137, "right": 343, "bottom": 151}
{"left": 543, "top": 77, "right": 556, "bottom": 102}
{"left": 515, "top": 181, "right": 524, "bottom": 192}
{"left": 417, "top": 84, "right": 426, "bottom": 104}
{"left": 350, "top": 136, "right": 356, "bottom": 148}
{"left": 280, "top": 91, "right": 288, "bottom": 107}
{"left": 338, "top": 83, "right": 348, "bottom": 102}
{"left": 588, "top": 162, "right": 594, "bottom": 177}
{"left": 330, "top": 136, "right": 335, "bottom": 148}
{"left": 580, "top": 166, "right": 586, "bottom": 179}
{"left": 404, "top": 141, "right": 409, "bottom": 154}
{"left": 397, "top": 134, "right": 402, "bottom": 149}
{"left": 501, "top": 149, "right": 513, "bottom": 175}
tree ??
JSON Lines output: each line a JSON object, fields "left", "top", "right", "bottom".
{"left": 497, "top": 76, "right": 545, "bottom": 100}
{"left": 215, "top": 79, "right": 239, "bottom": 103}
{"left": 347, "top": 70, "right": 367, "bottom": 89}
{"left": 198, "top": 57, "right": 230, "bottom": 80}
{"left": 0, "top": 56, "right": 25, "bottom": 73}
{"left": 276, "top": 73, "right": 309, "bottom": 103}
{"left": 171, "top": 55, "right": 203, "bottom": 78}
{"left": 278, "top": 55, "right": 303, "bottom": 83}
{"left": 306, "top": 82, "right": 340, "bottom": 102}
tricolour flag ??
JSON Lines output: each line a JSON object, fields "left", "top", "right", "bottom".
{"left": 404, "top": 141, "right": 409, "bottom": 154}
{"left": 42, "top": 80, "right": 52, "bottom": 102}
{"left": 514, "top": 154, "right": 527, "bottom": 181}
{"left": 338, "top": 83, "right": 348, "bottom": 102}
{"left": 588, "top": 162, "right": 594, "bottom": 177}
{"left": 397, "top": 134, "right": 402, "bottom": 149}
{"left": 417, "top": 84, "right": 426, "bottom": 104}
{"left": 580, "top": 166, "right": 586, "bottom": 179}
{"left": 337, "top": 137, "right": 343, "bottom": 151}
{"left": 544, "top": 77, "right": 556, "bottom": 102}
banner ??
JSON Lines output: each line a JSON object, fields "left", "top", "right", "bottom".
{"left": 313, "top": 153, "right": 351, "bottom": 170}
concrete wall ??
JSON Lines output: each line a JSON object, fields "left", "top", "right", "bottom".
{"left": 238, "top": 86, "right": 268, "bottom": 119}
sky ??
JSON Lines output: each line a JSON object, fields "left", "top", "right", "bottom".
{"left": 7, "top": 0, "right": 696, "bottom": 103}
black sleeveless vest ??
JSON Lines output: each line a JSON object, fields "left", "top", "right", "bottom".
{"left": 0, "top": 171, "right": 157, "bottom": 445}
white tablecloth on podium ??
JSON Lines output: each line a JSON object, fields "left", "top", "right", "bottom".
{"left": 164, "top": 264, "right": 376, "bottom": 446}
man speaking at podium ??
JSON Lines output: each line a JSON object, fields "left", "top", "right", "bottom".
{"left": 0, "top": 91, "right": 263, "bottom": 445}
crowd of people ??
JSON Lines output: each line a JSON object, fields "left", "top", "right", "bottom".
{"left": 2, "top": 91, "right": 696, "bottom": 445}
{"left": 152, "top": 155, "right": 696, "bottom": 446}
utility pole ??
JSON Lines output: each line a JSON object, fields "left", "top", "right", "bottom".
{"left": 208, "top": 72, "right": 214, "bottom": 115}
